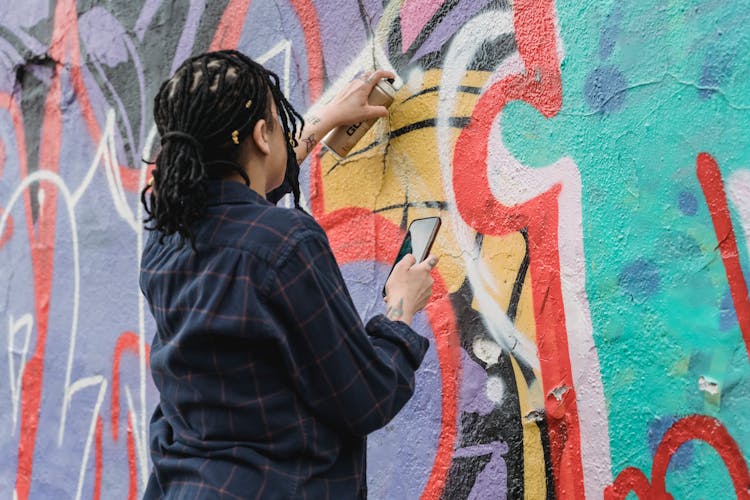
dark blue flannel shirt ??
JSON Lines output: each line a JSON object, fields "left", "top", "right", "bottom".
{"left": 140, "top": 180, "right": 429, "bottom": 499}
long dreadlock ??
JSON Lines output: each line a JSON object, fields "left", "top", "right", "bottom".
{"left": 141, "top": 50, "right": 305, "bottom": 248}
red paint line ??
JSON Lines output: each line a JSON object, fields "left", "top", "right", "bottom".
{"left": 697, "top": 153, "right": 750, "bottom": 354}
{"left": 14, "top": 0, "right": 73, "bottom": 496}
{"left": 319, "top": 208, "right": 460, "bottom": 499}
{"left": 94, "top": 416, "right": 103, "bottom": 500}
{"left": 652, "top": 415, "right": 750, "bottom": 499}
{"left": 288, "top": 0, "right": 324, "bottom": 101}
{"left": 0, "top": 209, "right": 13, "bottom": 249}
{"left": 604, "top": 467, "right": 651, "bottom": 500}
{"left": 606, "top": 415, "right": 750, "bottom": 499}
{"left": 111, "top": 331, "right": 150, "bottom": 442}
{"left": 127, "top": 412, "right": 138, "bottom": 500}
{"left": 286, "top": 0, "right": 325, "bottom": 217}
{"left": 450, "top": 0, "right": 585, "bottom": 496}
{"left": 0, "top": 94, "right": 26, "bottom": 249}
{"left": 0, "top": 93, "right": 28, "bottom": 180}
{"left": 209, "top": 0, "right": 253, "bottom": 51}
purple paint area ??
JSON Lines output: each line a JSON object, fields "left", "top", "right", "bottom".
{"left": 313, "top": 0, "right": 383, "bottom": 81}
{"left": 133, "top": 0, "right": 162, "bottom": 42}
{"left": 239, "top": 1, "right": 310, "bottom": 109}
{"left": 618, "top": 258, "right": 661, "bottom": 300}
{"left": 648, "top": 415, "right": 694, "bottom": 471}
{"left": 599, "top": 4, "right": 623, "bottom": 61}
{"left": 0, "top": 0, "right": 49, "bottom": 28}
{"left": 79, "top": 7, "right": 130, "bottom": 68}
{"left": 460, "top": 349, "right": 495, "bottom": 415}
{"left": 453, "top": 441, "right": 509, "bottom": 500}
{"left": 584, "top": 65, "right": 628, "bottom": 113}
{"left": 678, "top": 190, "right": 698, "bottom": 216}
{"left": 0, "top": 112, "right": 35, "bottom": 488}
{"left": 20, "top": 78, "right": 158, "bottom": 498}
{"left": 170, "top": 0, "right": 206, "bottom": 75}
{"left": 410, "top": 0, "right": 493, "bottom": 62}
{"left": 0, "top": 39, "right": 23, "bottom": 93}
{"left": 339, "top": 261, "right": 442, "bottom": 499}
{"left": 0, "top": 71, "right": 156, "bottom": 497}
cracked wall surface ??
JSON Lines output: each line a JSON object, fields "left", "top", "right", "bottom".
{"left": 1, "top": 1, "right": 750, "bottom": 499}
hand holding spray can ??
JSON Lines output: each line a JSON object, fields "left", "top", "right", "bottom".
{"left": 321, "top": 77, "right": 396, "bottom": 159}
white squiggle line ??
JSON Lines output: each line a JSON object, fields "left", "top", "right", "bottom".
{"left": 0, "top": 170, "right": 81, "bottom": 449}
{"left": 7, "top": 313, "right": 33, "bottom": 432}
{"left": 70, "top": 376, "right": 108, "bottom": 500}
{"left": 436, "top": 10, "right": 538, "bottom": 368}
{"left": 136, "top": 123, "right": 158, "bottom": 489}
{"left": 438, "top": 10, "right": 612, "bottom": 498}
{"left": 102, "top": 119, "right": 139, "bottom": 231}
{"left": 69, "top": 107, "right": 138, "bottom": 231}
{"left": 71, "top": 109, "right": 115, "bottom": 204}
{"left": 728, "top": 169, "right": 750, "bottom": 253}
{"left": 256, "top": 39, "right": 293, "bottom": 97}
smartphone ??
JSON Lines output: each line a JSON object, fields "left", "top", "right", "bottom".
{"left": 382, "top": 216, "right": 442, "bottom": 297}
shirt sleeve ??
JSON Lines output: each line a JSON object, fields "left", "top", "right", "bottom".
{"left": 261, "top": 227, "right": 429, "bottom": 436}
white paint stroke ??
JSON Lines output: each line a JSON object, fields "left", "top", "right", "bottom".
{"left": 256, "top": 39, "right": 292, "bottom": 97}
{"left": 136, "top": 123, "right": 158, "bottom": 490}
{"left": 71, "top": 377, "right": 108, "bottom": 500}
{"left": 7, "top": 313, "right": 33, "bottom": 432}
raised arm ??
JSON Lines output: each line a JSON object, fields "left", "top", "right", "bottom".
{"left": 293, "top": 69, "right": 396, "bottom": 164}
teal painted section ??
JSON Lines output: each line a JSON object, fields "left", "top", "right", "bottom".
{"left": 503, "top": 0, "right": 750, "bottom": 497}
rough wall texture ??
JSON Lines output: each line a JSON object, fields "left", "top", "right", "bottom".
{"left": 1, "top": 0, "right": 749, "bottom": 498}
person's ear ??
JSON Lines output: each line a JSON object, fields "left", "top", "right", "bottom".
{"left": 252, "top": 118, "right": 271, "bottom": 155}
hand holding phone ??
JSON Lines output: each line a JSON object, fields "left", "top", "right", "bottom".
{"left": 382, "top": 217, "right": 441, "bottom": 323}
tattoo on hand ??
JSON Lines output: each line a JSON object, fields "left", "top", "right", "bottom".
{"left": 303, "top": 134, "right": 317, "bottom": 153}
{"left": 385, "top": 298, "right": 404, "bottom": 321}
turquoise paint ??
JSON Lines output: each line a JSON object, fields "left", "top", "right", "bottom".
{"left": 503, "top": 0, "right": 750, "bottom": 496}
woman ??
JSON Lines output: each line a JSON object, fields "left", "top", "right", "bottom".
{"left": 139, "top": 50, "right": 437, "bottom": 499}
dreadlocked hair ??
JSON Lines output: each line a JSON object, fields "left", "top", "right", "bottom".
{"left": 140, "top": 50, "right": 305, "bottom": 249}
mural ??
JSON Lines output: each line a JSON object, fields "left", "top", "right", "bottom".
{"left": 1, "top": 0, "right": 749, "bottom": 498}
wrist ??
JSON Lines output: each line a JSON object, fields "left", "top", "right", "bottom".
{"left": 311, "top": 104, "right": 340, "bottom": 133}
{"left": 384, "top": 296, "right": 414, "bottom": 324}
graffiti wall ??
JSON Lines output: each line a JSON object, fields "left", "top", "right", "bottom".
{"left": 1, "top": 0, "right": 749, "bottom": 498}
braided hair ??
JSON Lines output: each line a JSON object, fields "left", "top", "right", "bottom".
{"left": 141, "top": 50, "right": 305, "bottom": 248}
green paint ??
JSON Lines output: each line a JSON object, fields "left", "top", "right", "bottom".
{"left": 503, "top": 0, "right": 750, "bottom": 497}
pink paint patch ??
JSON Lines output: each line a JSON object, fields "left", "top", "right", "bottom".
{"left": 0, "top": 210, "right": 12, "bottom": 249}
{"left": 400, "top": 0, "right": 445, "bottom": 53}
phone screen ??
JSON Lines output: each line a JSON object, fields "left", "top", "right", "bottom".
{"left": 382, "top": 217, "right": 441, "bottom": 297}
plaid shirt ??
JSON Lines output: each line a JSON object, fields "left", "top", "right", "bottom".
{"left": 140, "top": 180, "right": 429, "bottom": 499}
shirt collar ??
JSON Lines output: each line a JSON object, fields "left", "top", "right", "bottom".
{"left": 205, "top": 179, "right": 271, "bottom": 207}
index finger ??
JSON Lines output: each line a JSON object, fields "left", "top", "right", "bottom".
{"left": 366, "top": 69, "right": 396, "bottom": 87}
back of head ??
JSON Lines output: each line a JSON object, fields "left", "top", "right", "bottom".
{"left": 141, "top": 50, "right": 304, "bottom": 248}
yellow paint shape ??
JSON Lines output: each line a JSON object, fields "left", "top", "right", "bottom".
{"left": 509, "top": 355, "right": 548, "bottom": 500}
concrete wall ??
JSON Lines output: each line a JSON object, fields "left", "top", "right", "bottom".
{"left": 1, "top": 0, "right": 749, "bottom": 498}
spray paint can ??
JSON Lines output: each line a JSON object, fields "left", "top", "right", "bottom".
{"left": 321, "top": 78, "right": 396, "bottom": 159}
